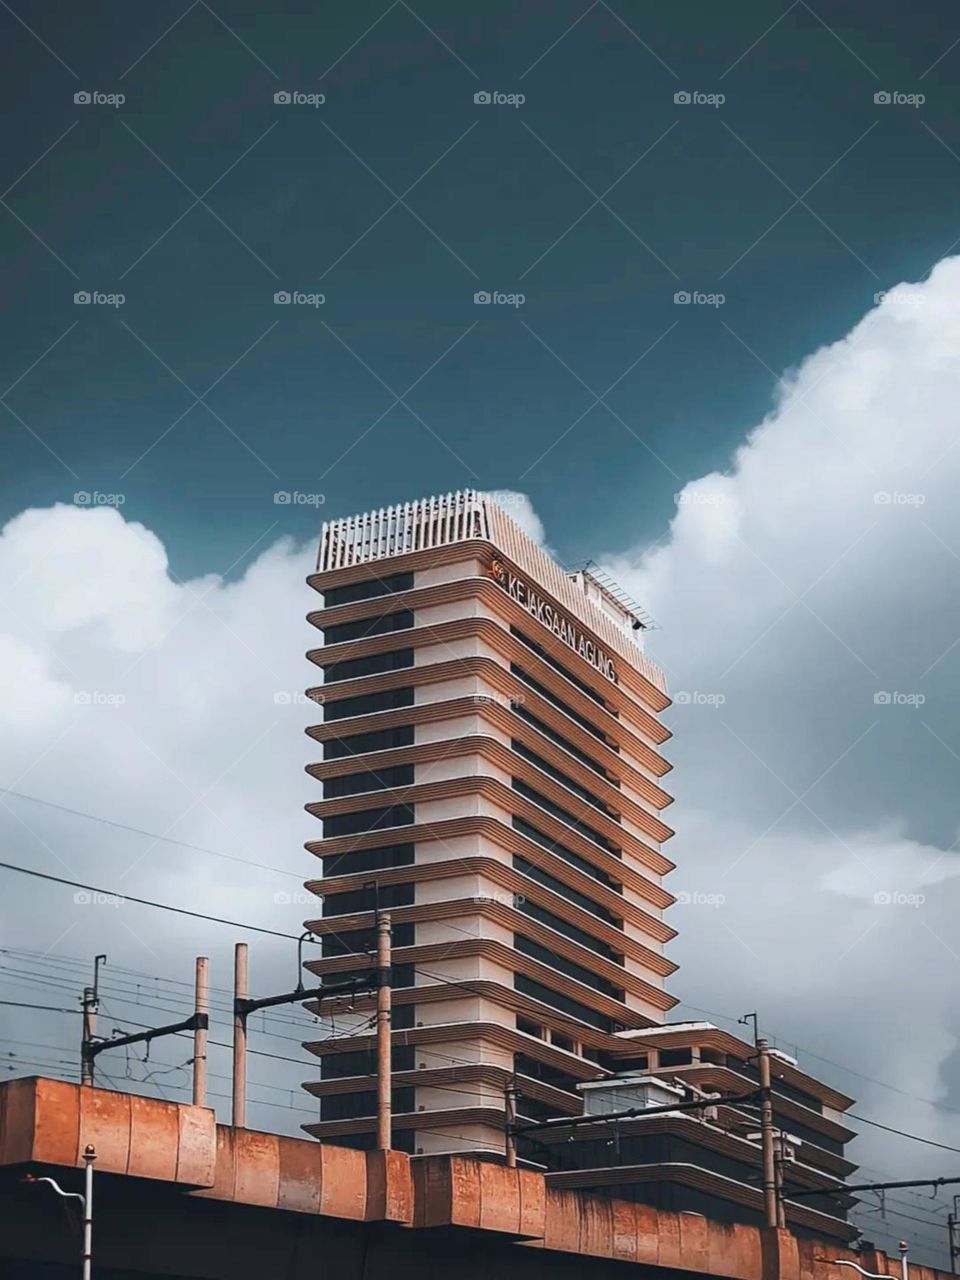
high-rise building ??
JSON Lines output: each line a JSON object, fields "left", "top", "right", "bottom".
{"left": 300, "top": 490, "right": 676, "bottom": 1155}
{"left": 298, "top": 491, "right": 856, "bottom": 1250}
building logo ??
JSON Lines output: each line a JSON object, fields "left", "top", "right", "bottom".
{"left": 490, "top": 559, "right": 617, "bottom": 682}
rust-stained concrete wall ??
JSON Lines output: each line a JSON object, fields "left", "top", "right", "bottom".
{"left": 0, "top": 1078, "right": 947, "bottom": 1280}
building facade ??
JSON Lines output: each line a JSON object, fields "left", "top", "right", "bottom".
{"left": 300, "top": 490, "right": 676, "bottom": 1156}
{"left": 297, "top": 490, "right": 856, "bottom": 1250}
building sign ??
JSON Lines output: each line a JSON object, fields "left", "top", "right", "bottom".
{"left": 490, "top": 558, "right": 617, "bottom": 682}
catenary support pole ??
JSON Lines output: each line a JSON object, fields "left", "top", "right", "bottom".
{"left": 80, "top": 985, "right": 96, "bottom": 1087}
{"left": 376, "top": 912, "right": 392, "bottom": 1150}
{"left": 233, "top": 942, "right": 248, "bottom": 1128}
{"left": 504, "top": 1078, "right": 518, "bottom": 1167}
{"left": 193, "top": 955, "right": 209, "bottom": 1107}
{"left": 758, "top": 1038, "right": 778, "bottom": 1229}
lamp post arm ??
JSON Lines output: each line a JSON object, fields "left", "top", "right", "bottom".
{"left": 815, "top": 1261, "right": 887, "bottom": 1279}
{"left": 23, "top": 1175, "right": 85, "bottom": 1206}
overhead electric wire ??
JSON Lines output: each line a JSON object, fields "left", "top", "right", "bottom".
{"left": 7, "top": 857, "right": 960, "bottom": 1170}
{"left": 0, "top": 786, "right": 304, "bottom": 882}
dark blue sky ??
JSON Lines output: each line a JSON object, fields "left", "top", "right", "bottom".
{"left": 3, "top": 0, "right": 958, "bottom": 574}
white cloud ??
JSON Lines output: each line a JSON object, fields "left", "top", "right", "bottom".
{"left": 4, "top": 261, "right": 960, "bottom": 1252}
{"left": 600, "top": 257, "right": 960, "bottom": 1248}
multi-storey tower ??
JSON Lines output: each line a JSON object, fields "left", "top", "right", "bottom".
{"left": 299, "top": 490, "right": 677, "bottom": 1155}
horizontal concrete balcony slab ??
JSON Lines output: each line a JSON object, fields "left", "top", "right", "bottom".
{"left": 307, "top": 734, "right": 673, "bottom": 845}
{"left": 308, "top": 655, "right": 670, "bottom": 778}
{"left": 307, "top": 692, "right": 673, "bottom": 797}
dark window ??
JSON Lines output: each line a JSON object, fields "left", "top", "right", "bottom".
{"left": 321, "top": 1086, "right": 415, "bottom": 1121}
{"left": 513, "top": 818, "right": 620, "bottom": 889}
{"left": 517, "top": 1016, "right": 543, "bottom": 1039}
{"left": 323, "top": 648, "right": 414, "bottom": 684}
{"left": 599, "top": 1052, "right": 647, "bottom": 1072}
{"left": 319, "top": 963, "right": 415, "bottom": 989}
{"left": 515, "top": 973, "right": 613, "bottom": 1032}
{"left": 322, "top": 925, "right": 415, "bottom": 956}
{"left": 323, "top": 724, "right": 415, "bottom": 760}
{"left": 512, "top": 740, "right": 618, "bottom": 818}
{"left": 323, "top": 572, "right": 413, "bottom": 608}
{"left": 517, "top": 897, "right": 622, "bottom": 962}
{"left": 514, "top": 854, "right": 622, "bottom": 927}
{"left": 510, "top": 626, "right": 608, "bottom": 706}
{"left": 659, "top": 1048, "right": 693, "bottom": 1067}
{"left": 324, "top": 687, "right": 414, "bottom": 721}
{"left": 323, "top": 804, "right": 414, "bottom": 838}
{"left": 511, "top": 664, "right": 611, "bottom": 745}
{"left": 320, "top": 843, "right": 415, "bottom": 877}
{"left": 514, "top": 705, "right": 614, "bottom": 780}
{"left": 393, "top": 1003, "right": 416, "bottom": 1030}
{"left": 323, "top": 611, "right": 414, "bottom": 645}
{"left": 514, "top": 1053, "right": 581, "bottom": 1093}
{"left": 323, "top": 764, "right": 413, "bottom": 799}
{"left": 513, "top": 778, "right": 618, "bottom": 853}
{"left": 321, "top": 1045, "right": 416, "bottom": 1079}
{"left": 323, "top": 882, "right": 415, "bottom": 915}
{"left": 515, "top": 935, "right": 624, "bottom": 1001}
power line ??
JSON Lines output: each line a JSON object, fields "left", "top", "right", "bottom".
{"left": 0, "top": 860, "right": 304, "bottom": 940}
{"left": 6, "top": 857, "right": 960, "bottom": 1170}
{"left": 0, "top": 998, "right": 80, "bottom": 1014}
{"left": 849, "top": 1113, "right": 960, "bottom": 1155}
{"left": 676, "top": 1000, "right": 960, "bottom": 1119}
{"left": 0, "top": 786, "right": 304, "bottom": 882}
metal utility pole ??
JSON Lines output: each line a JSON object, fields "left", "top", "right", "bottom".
{"left": 81, "top": 953, "right": 209, "bottom": 1090}
{"left": 232, "top": 942, "right": 248, "bottom": 1128}
{"left": 758, "top": 1037, "right": 779, "bottom": 1229}
{"left": 772, "top": 1130, "right": 787, "bottom": 1228}
{"left": 23, "top": 1144, "right": 96, "bottom": 1280}
{"left": 504, "top": 1077, "right": 518, "bottom": 1168}
{"left": 80, "top": 955, "right": 106, "bottom": 1087}
{"left": 193, "top": 956, "right": 209, "bottom": 1107}
{"left": 230, "top": 939, "right": 378, "bottom": 1132}
{"left": 376, "top": 912, "right": 392, "bottom": 1151}
{"left": 82, "top": 1144, "right": 95, "bottom": 1280}
{"left": 948, "top": 1196, "right": 960, "bottom": 1273}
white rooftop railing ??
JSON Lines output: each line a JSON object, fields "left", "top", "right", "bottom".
{"left": 317, "top": 490, "right": 667, "bottom": 696}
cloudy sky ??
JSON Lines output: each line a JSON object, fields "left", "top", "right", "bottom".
{"left": 4, "top": 0, "right": 960, "bottom": 1266}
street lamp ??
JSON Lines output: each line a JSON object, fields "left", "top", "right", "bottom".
{"left": 23, "top": 1144, "right": 97, "bottom": 1280}
{"left": 816, "top": 1240, "right": 909, "bottom": 1280}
